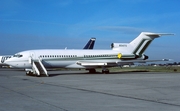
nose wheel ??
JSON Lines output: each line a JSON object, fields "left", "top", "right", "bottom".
{"left": 26, "top": 71, "right": 41, "bottom": 77}
{"left": 26, "top": 71, "right": 33, "bottom": 75}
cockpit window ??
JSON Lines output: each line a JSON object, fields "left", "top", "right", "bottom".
{"left": 13, "top": 54, "right": 23, "bottom": 58}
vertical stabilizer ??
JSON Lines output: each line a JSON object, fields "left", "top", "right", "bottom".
{"left": 83, "top": 38, "right": 96, "bottom": 49}
{"left": 129, "top": 32, "right": 173, "bottom": 57}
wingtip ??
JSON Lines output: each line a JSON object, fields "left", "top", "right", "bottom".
{"left": 162, "top": 59, "right": 173, "bottom": 61}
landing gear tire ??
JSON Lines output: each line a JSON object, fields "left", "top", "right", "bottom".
{"left": 102, "top": 69, "right": 109, "bottom": 74}
{"left": 26, "top": 71, "right": 31, "bottom": 75}
{"left": 36, "top": 75, "right": 41, "bottom": 77}
{"left": 89, "top": 69, "right": 96, "bottom": 73}
{"left": 26, "top": 71, "right": 33, "bottom": 76}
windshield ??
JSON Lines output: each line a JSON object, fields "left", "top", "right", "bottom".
{"left": 13, "top": 54, "right": 23, "bottom": 58}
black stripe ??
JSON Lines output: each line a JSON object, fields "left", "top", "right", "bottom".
{"left": 132, "top": 39, "right": 146, "bottom": 54}
{"left": 139, "top": 41, "right": 152, "bottom": 56}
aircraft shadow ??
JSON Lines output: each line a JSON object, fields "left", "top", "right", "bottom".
{"left": 48, "top": 70, "right": 150, "bottom": 77}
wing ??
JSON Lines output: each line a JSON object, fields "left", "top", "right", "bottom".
{"left": 76, "top": 59, "right": 172, "bottom": 67}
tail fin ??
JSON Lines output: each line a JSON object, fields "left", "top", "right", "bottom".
{"left": 130, "top": 32, "right": 174, "bottom": 57}
{"left": 83, "top": 38, "right": 96, "bottom": 49}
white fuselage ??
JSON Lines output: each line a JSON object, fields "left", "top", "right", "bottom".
{"left": 5, "top": 49, "right": 128, "bottom": 69}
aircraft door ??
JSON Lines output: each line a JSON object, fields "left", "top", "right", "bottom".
{"left": 29, "top": 51, "right": 36, "bottom": 60}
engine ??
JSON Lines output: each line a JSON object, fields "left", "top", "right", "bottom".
{"left": 111, "top": 43, "right": 128, "bottom": 49}
{"left": 141, "top": 54, "right": 149, "bottom": 60}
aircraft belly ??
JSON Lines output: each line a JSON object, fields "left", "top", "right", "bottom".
{"left": 42, "top": 60, "right": 77, "bottom": 68}
{"left": 42, "top": 58, "right": 120, "bottom": 69}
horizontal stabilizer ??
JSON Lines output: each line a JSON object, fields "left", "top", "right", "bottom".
{"left": 144, "top": 32, "right": 174, "bottom": 37}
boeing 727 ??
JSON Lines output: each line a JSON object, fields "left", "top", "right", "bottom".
{"left": 0, "top": 55, "right": 12, "bottom": 67}
{"left": 0, "top": 38, "right": 96, "bottom": 68}
{"left": 5, "top": 32, "right": 173, "bottom": 76}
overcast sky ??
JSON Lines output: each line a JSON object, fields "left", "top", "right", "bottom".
{"left": 0, "top": 0, "right": 180, "bottom": 61}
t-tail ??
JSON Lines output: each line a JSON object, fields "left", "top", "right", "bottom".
{"left": 111, "top": 32, "right": 174, "bottom": 58}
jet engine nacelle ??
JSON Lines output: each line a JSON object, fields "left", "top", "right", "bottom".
{"left": 111, "top": 43, "right": 128, "bottom": 49}
{"left": 141, "top": 54, "right": 149, "bottom": 60}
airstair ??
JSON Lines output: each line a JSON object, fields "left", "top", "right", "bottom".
{"left": 29, "top": 57, "right": 49, "bottom": 77}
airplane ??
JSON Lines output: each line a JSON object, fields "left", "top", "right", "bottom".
{"left": 5, "top": 32, "right": 173, "bottom": 76}
{"left": 0, "top": 38, "right": 96, "bottom": 68}
{"left": 0, "top": 55, "right": 12, "bottom": 68}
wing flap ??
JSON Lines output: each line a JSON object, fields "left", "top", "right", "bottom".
{"left": 77, "top": 62, "right": 107, "bottom": 66}
{"left": 77, "top": 59, "right": 171, "bottom": 67}
{"left": 117, "top": 59, "right": 172, "bottom": 64}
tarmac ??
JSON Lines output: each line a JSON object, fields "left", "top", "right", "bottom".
{"left": 0, "top": 68, "right": 180, "bottom": 111}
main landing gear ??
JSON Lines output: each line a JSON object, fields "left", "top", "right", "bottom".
{"left": 102, "top": 69, "right": 109, "bottom": 74}
{"left": 88, "top": 68, "right": 110, "bottom": 74}
{"left": 102, "top": 67, "right": 109, "bottom": 74}
{"left": 88, "top": 68, "right": 96, "bottom": 73}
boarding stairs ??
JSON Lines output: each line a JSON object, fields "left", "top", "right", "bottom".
{"left": 29, "top": 57, "right": 48, "bottom": 77}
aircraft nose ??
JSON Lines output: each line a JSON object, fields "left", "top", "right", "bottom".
{"left": 4, "top": 59, "right": 14, "bottom": 66}
{"left": 5, "top": 58, "right": 31, "bottom": 68}
{"left": 5, "top": 59, "right": 21, "bottom": 68}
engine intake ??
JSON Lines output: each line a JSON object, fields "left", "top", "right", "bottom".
{"left": 142, "top": 54, "right": 149, "bottom": 60}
